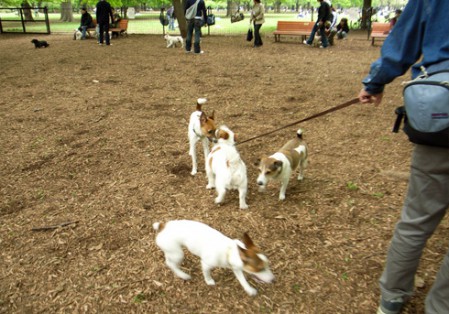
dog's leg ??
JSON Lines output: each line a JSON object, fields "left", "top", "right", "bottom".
{"left": 232, "top": 269, "right": 257, "bottom": 296}
{"left": 206, "top": 163, "right": 216, "bottom": 189}
{"left": 189, "top": 137, "right": 198, "bottom": 176}
{"left": 238, "top": 185, "right": 248, "bottom": 209}
{"left": 201, "top": 138, "right": 210, "bottom": 172}
{"left": 201, "top": 260, "right": 216, "bottom": 285}
{"left": 164, "top": 251, "right": 192, "bottom": 280}
{"left": 279, "top": 177, "right": 290, "bottom": 200}
{"left": 297, "top": 158, "right": 308, "bottom": 181}
{"left": 214, "top": 186, "right": 226, "bottom": 204}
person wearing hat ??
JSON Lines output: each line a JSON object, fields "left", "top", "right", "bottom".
{"left": 78, "top": 8, "right": 95, "bottom": 40}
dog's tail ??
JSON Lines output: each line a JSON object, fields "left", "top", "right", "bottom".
{"left": 296, "top": 128, "right": 304, "bottom": 139}
{"left": 196, "top": 98, "right": 207, "bottom": 111}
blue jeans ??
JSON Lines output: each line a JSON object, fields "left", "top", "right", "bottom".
{"left": 186, "top": 19, "right": 202, "bottom": 53}
{"left": 168, "top": 17, "right": 175, "bottom": 30}
{"left": 306, "top": 22, "right": 328, "bottom": 47}
{"left": 80, "top": 25, "right": 88, "bottom": 39}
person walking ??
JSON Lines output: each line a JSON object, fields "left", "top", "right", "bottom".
{"left": 96, "top": 0, "right": 114, "bottom": 46}
{"left": 250, "top": 0, "right": 265, "bottom": 48}
{"left": 184, "top": 0, "right": 207, "bottom": 54}
{"left": 303, "top": 0, "right": 331, "bottom": 48}
{"left": 358, "top": 1, "right": 449, "bottom": 313}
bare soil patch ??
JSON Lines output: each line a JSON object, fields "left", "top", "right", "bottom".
{"left": 1, "top": 31, "right": 447, "bottom": 313}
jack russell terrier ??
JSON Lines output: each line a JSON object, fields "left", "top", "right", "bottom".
{"left": 256, "top": 128, "right": 308, "bottom": 200}
{"left": 153, "top": 220, "right": 275, "bottom": 296}
{"left": 206, "top": 125, "right": 248, "bottom": 209}
{"left": 188, "top": 98, "right": 216, "bottom": 176}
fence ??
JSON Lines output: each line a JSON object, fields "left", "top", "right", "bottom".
{"left": 0, "top": 7, "right": 50, "bottom": 34}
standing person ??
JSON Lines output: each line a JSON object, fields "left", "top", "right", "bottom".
{"left": 358, "top": 1, "right": 449, "bottom": 313}
{"left": 78, "top": 7, "right": 95, "bottom": 40}
{"left": 250, "top": 0, "right": 265, "bottom": 48}
{"left": 167, "top": 6, "right": 175, "bottom": 31}
{"left": 303, "top": 0, "right": 330, "bottom": 48}
{"left": 96, "top": 0, "right": 113, "bottom": 46}
{"left": 184, "top": 0, "right": 207, "bottom": 54}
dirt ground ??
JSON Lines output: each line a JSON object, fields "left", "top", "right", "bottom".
{"left": 1, "top": 30, "right": 448, "bottom": 313}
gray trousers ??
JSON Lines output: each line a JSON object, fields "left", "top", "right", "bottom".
{"left": 379, "top": 144, "right": 449, "bottom": 314}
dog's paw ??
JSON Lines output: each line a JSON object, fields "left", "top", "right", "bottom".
{"left": 297, "top": 175, "right": 304, "bottom": 181}
{"left": 205, "top": 278, "right": 216, "bottom": 285}
{"left": 240, "top": 203, "right": 249, "bottom": 210}
{"left": 214, "top": 196, "right": 223, "bottom": 204}
{"left": 245, "top": 287, "right": 258, "bottom": 296}
{"left": 191, "top": 170, "right": 197, "bottom": 176}
{"left": 178, "top": 273, "right": 192, "bottom": 280}
{"left": 279, "top": 194, "right": 286, "bottom": 201}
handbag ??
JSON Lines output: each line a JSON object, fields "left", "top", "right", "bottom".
{"left": 396, "top": 67, "right": 449, "bottom": 147}
{"left": 231, "top": 12, "right": 244, "bottom": 23}
{"left": 207, "top": 14, "right": 215, "bottom": 26}
{"left": 246, "top": 27, "right": 253, "bottom": 41}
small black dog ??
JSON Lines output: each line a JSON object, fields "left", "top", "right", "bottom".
{"left": 31, "top": 39, "right": 49, "bottom": 48}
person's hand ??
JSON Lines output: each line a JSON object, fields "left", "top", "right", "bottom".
{"left": 358, "top": 88, "right": 383, "bottom": 105}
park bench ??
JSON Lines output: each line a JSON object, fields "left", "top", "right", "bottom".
{"left": 370, "top": 22, "right": 390, "bottom": 45}
{"left": 273, "top": 21, "right": 314, "bottom": 43}
{"left": 87, "top": 19, "right": 129, "bottom": 38}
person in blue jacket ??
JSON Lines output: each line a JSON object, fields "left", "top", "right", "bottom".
{"left": 358, "top": 1, "right": 449, "bottom": 313}
{"left": 184, "top": 0, "right": 207, "bottom": 54}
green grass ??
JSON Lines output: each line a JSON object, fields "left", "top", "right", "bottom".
{"left": 0, "top": 10, "right": 387, "bottom": 35}
{"left": 0, "top": 11, "right": 322, "bottom": 35}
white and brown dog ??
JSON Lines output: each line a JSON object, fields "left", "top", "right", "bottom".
{"left": 153, "top": 220, "right": 275, "bottom": 296}
{"left": 164, "top": 34, "right": 184, "bottom": 48}
{"left": 206, "top": 125, "right": 248, "bottom": 209}
{"left": 188, "top": 98, "right": 216, "bottom": 176}
{"left": 256, "top": 129, "right": 308, "bottom": 200}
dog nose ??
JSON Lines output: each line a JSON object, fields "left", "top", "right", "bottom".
{"left": 257, "top": 181, "right": 263, "bottom": 186}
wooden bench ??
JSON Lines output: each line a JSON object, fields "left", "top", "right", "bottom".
{"left": 273, "top": 21, "right": 314, "bottom": 42}
{"left": 87, "top": 19, "right": 129, "bottom": 38}
{"left": 370, "top": 22, "right": 390, "bottom": 45}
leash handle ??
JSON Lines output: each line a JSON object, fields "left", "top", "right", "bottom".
{"left": 237, "top": 97, "right": 360, "bottom": 145}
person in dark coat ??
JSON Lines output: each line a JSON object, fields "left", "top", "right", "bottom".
{"left": 96, "top": 0, "right": 114, "bottom": 46}
{"left": 79, "top": 8, "right": 95, "bottom": 40}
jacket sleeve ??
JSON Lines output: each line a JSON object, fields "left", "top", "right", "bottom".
{"left": 362, "top": 0, "right": 424, "bottom": 94}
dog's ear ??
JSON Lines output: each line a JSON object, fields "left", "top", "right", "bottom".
{"left": 216, "top": 129, "right": 229, "bottom": 140}
{"left": 234, "top": 133, "right": 238, "bottom": 142}
{"left": 271, "top": 160, "right": 283, "bottom": 171}
{"left": 242, "top": 232, "right": 256, "bottom": 249}
{"left": 199, "top": 112, "right": 207, "bottom": 124}
{"left": 254, "top": 158, "right": 261, "bottom": 167}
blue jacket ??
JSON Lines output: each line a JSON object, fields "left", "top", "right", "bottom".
{"left": 363, "top": 0, "right": 449, "bottom": 94}
{"left": 184, "top": 0, "right": 207, "bottom": 20}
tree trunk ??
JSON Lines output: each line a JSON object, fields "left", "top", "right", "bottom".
{"left": 60, "top": 1, "right": 73, "bottom": 22}
{"left": 361, "top": 0, "right": 372, "bottom": 30}
{"left": 21, "top": 1, "right": 34, "bottom": 21}
{"left": 174, "top": 0, "right": 187, "bottom": 38}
